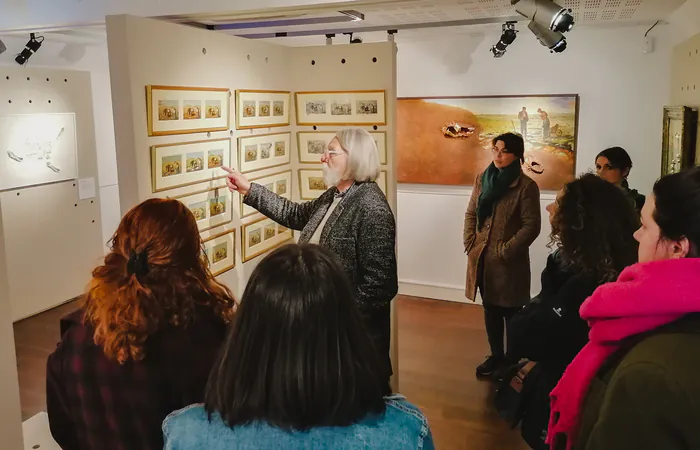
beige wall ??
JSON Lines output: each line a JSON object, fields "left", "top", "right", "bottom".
{"left": 671, "top": 32, "right": 700, "bottom": 165}
{"left": 0, "top": 199, "right": 24, "bottom": 448}
{"left": 105, "top": 15, "right": 399, "bottom": 388}
{"left": 0, "top": 68, "right": 105, "bottom": 321}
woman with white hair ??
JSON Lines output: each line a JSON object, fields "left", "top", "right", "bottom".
{"left": 222, "top": 127, "right": 397, "bottom": 392}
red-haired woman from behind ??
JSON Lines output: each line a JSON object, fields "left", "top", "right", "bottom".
{"left": 46, "top": 198, "right": 236, "bottom": 450}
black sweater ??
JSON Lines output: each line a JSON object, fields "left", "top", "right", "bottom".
{"left": 508, "top": 250, "right": 601, "bottom": 450}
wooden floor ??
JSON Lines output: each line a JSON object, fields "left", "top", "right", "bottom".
{"left": 13, "top": 295, "right": 528, "bottom": 449}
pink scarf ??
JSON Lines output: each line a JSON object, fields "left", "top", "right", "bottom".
{"left": 546, "top": 258, "right": 700, "bottom": 450}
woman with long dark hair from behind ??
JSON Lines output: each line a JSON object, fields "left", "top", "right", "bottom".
{"left": 507, "top": 173, "right": 639, "bottom": 449}
{"left": 548, "top": 166, "right": 700, "bottom": 450}
{"left": 163, "top": 244, "right": 433, "bottom": 449}
{"left": 47, "top": 198, "right": 236, "bottom": 450}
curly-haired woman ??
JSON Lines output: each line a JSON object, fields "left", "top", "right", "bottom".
{"left": 46, "top": 198, "right": 236, "bottom": 450}
{"left": 507, "top": 173, "right": 639, "bottom": 450}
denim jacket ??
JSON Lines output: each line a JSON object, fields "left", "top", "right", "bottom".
{"left": 162, "top": 394, "right": 434, "bottom": 449}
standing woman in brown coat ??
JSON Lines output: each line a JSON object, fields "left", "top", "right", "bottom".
{"left": 464, "top": 132, "right": 541, "bottom": 378}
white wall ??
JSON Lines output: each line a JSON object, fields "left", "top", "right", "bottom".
{"left": 395, "top": 24, "right": 673, "bottom": 302}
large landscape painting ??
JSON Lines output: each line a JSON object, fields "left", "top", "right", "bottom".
{"left": 396, "top": 95, "right": 579, "bottom": 191}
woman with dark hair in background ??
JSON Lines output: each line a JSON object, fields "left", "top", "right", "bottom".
{"left": 163, "top": 244, "right": 433, "bottom": 449}
{"left": 464, "top": 132, "right": 541, "bottom": 378}
{"left": 595, "top": 146, "right": 645, "bottom": 214}
{"left": 548, "top": 167, "right": 700, "bottom": 450}
{"left": 507, "top": 174, "right": 639, "bottom": 450}
{"left": 46, "top": 198, "right": 237, "bottom": 450}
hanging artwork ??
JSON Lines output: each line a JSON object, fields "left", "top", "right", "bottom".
{"left": 241, "top": 216, "right": 294, "bottom": 262}
{"left": 295, "top": 91, "right": 386, "bottom": 126}
{"left": 237, "top": 132, "right": 291, "bottom": 174}
{"left": 150, "top": 138, "right": 232, "bottom": 192}
{"left": 296, "top": 131, "right": 387, "bottom": 164}
{"left": 298, "top": 168, "right": 387, "bottom": 200}
{"left": 396, "top": 95, "right": 579, "bottom": 191}
{"left": 146, "top": 85, "right": 230, "bottom": 136}
{"left": 172, "top": 185, "right": 234, "bottom": 232}
{"left": 241, "top": 170, "right": 292, "bottom": 219}
{"left": 0, "top": 113, "right": 78, "bottom": 191}
{"left": 202, "top": 229, "right": 236, "bottom": 277}
{"left": 661, "top": 106, "right": 698, "bottom": 176}
{"left": 235, "top": 90, "right": 291, "bottom": 129}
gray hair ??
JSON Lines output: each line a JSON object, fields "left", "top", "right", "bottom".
{"left": 335, "top": 128, "right": 380, "bottom": 182}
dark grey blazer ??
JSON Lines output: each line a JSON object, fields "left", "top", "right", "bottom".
{"left": 243, "top": 180, "right": 399, "bottom": 313}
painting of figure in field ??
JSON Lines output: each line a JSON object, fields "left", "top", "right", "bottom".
{"left": 396, "top": 95, "right": 578, "bottom": 191}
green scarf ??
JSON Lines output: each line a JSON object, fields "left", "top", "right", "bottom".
{"left": 477, "top": 161, "right": 521, "bottom": 230}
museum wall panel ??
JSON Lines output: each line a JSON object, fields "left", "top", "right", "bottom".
{"left": 0, "top": 67, "right": 104, "bottom": 320}
{"left": 0, "top": 201, "right": 24, "bottom": 448}
{"left": 671, "top": 32, "right": 700, "bottom": 165}
{"left": 395, "top": 24, "right": 673, "bottom": 303}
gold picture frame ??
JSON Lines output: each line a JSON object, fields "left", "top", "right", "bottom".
{"left": 146, "top": 85, "right": 230, "bottom": 136}
{"left": 661, "top": 106, "right": 698, "bottom": 176}
{"left": 150, "top": 138, "right": 232, "bottom": 193}
{"left": 237, "top": 132, "right": 291, "bottom": 174}
{"left": 296, "top": 130, "right": 387, "bottom": 165}
{"left": 241, "top": 216, "right": 294, "bottom": 262}
{"left": 298, "top": 168, "right": 387, "bottom": 200}
{"left": 202, "top": 228, "right": 236, "bottom": 277}
{"left": 235, "top": 89, "right": 291, "bottom": 129}
{"left": 240, "top": 169, "right": 292, "bottom": 219}
{"left": 295, "top": 90, "right": 387, "bottom": 126}
{"left": 171, "top": 185, "right": 235, "bottom": 233}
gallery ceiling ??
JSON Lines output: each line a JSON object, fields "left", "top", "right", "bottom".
{"left": 165, "top": 0, "right": 687, "bottom": 38}
{"left": 3, "top": 0, "right": 686, "bottom": 46}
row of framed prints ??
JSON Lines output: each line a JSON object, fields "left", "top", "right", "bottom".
{"left": 150, "top": 131, "right": 388, "bottom": 192}
{"left": 201, "top": 220, "right": 294, "bottom": 267}
{"left": 146, "top": 85, "right": 387, "bottom": 136}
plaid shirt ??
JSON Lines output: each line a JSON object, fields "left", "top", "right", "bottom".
{"left": 46, "top": 307, "right": 227, "bottom": 450}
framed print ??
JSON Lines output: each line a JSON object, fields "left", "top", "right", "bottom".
{"left": 150, "top": 138, "right": 231, "bottom": 193}
{"left": 238, "top": 132, "right": 291, "bottom": 174}
{"left": 377, "top": 170, "right": 388, "bottom": 196}
{"left": 146, "top": 85, "right": 230, "bottom": 136}
{"left": 172, "top": 185, "right": 234, "bottom": 232}
{"left": 241, "top": 170, "right": 292, "bottom": 219}
{"left": 295, "top": 91, "right": 387, "bottom": 126}
{"left": 661, "top": 106, "right": 698, "bottom": 176}
{"left": 296, "top": 131, "right": 387, "bottom": 164}
{"left": 203, "top": 229, "right": 236, "bottom": 277}
{"left": 298, "top": 168, "right": 328, "bottom": 200}
{"left": 235, "top": 90, "right": 291, "bottom": 129}
{"left": 298, "top": 168, "right": 388, "bottom": 200}
{"left": 0, "top": 113, "right": 78, "bottom": 191}
{"left": 242, "top": 216, "right": 294, "bottom": 262}
{"left": 397, "top": 94, "right": 579, "bottom": 191}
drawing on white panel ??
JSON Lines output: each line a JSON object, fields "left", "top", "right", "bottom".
{"left": 0, "top": 114, "right": 78, "bottom": 191}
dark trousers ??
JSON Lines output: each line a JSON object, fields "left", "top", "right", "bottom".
{"left": 484, "top": 304, "right": 520, "bottom": 359}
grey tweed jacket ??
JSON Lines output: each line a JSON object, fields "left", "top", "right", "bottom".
{"left": 243, "top": 181, "right": 398, "bottom": 312}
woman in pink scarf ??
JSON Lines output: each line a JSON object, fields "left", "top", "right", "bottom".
{"left": 547, "top": 167, "right": 700, "bottom": 450}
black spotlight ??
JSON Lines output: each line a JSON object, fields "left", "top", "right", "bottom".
{"left": 15, "top": 33, "right": 44, "bottom": 66}
{"left": 490, "top": 21, "right": 518, "bottom": 58}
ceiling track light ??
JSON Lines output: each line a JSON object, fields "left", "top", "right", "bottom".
{"left": 491, "top": 21, "right": 518, "bottom": 58}
{"left": 15, "top": 32, "right": 44, "bottom": 66}
{"left": 527, "top": 20, "right": 567, "bottom": 53}
{"left": 511, "top": 0, "right": 574, "bottom": 33}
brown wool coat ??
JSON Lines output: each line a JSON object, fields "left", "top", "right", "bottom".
{"left": 463, "top": 169, "right": 541, "bottom": 308}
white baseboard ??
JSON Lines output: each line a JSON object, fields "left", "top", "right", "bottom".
{"left": 398, "top": 279, "right": 482, "bottom": 305}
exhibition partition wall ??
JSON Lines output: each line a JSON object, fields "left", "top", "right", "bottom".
{"left": 671, "top": 32, "right": 700, "bottom": 165}
{"left": 0, "top": 68, "right": 104, "bottom": 321}
{"left": 0, "top": 201, "right": 23, "bottom": 448}
{"left": 105, "top": 15, "right": 399, "bottom": 388}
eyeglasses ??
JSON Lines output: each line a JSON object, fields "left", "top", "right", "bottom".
{"left": 326, "top": 149, "right": 347, "bottom": 158}
{"left": 491, "top": 147, "right": 512, "bottom": 156}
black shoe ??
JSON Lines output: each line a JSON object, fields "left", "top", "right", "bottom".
{"left": 494, "top": 359, "right": 518, "bottom": 382}
{"left": 476, "top": 355, "right": 503, "bottom": 377}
